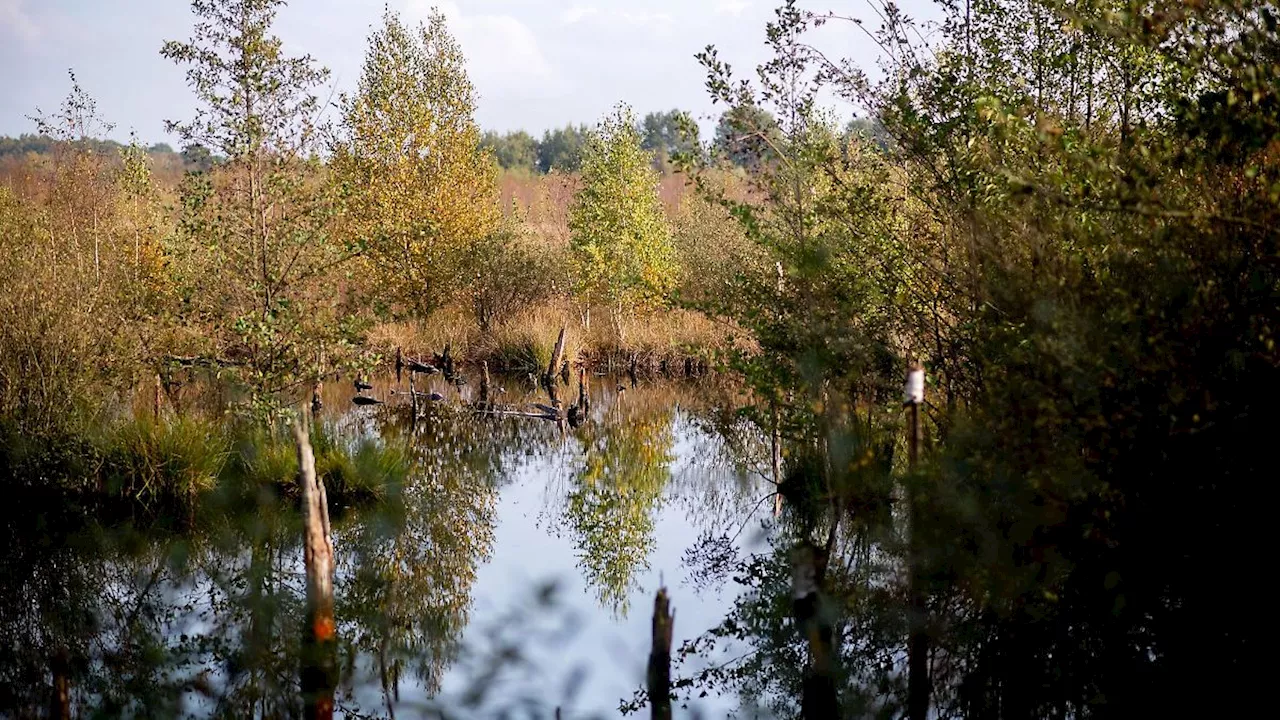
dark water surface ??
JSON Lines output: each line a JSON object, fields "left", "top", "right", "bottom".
{"left": 0, "top": 374, "right": 773, "bottom": 718}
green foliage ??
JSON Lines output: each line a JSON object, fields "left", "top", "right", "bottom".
{"left": 163, "top": 0, "right": 356, "bottom": 412}
{"left": 537, "top": 124, "right": 590, "bottom": 173}
{"left": 333, "top": 6, "right": 500, "bottom": 320}
{"left": 639, "top": 109, "right": 698, "bottom": 169}
{"left": 675, "top": 0, "right": 1280, "bottom": 716}
{"left": 467, "top": 213, "right": 555, "bottom": 332}
{"left": 481, "top": 129, "right": 539, "bottom": 172}
{"left": 565, "top": 411, "right": 673, "bottom": 616}
{"left": 569, "top": 104, "right": 678, "bottom": 338}
{"left": 99, "top": 415, "right": 228, "bottom": 510}
{"left": 713, "top": 104, "right": 781, "bottom": 169}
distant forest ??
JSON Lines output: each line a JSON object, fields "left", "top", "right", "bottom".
{"left": 0, "top": 133, "right": 220, "bottom": 175}
{"left": 0, "top": 112, "right": 887, "bottom": 176}
{"left": 481, "top": 110, "right": 890, "bottom": 173}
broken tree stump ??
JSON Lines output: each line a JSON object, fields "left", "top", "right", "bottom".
{"left": 647, "top": 588, "right": 674, "bottom": 720}
{"left": 295, "top": 422, "right": 336, "bottom": 720}
{"left": 546, "top": 327, "right": 567, "bottom": 388}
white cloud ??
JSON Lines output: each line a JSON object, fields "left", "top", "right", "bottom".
{"left": 0, "top": 0, "right": 39, "bottom": 44}
{"left": 617, "top": 10, "right": 674, "bottom": 28}
{"left": 405, "top": 1, "right": 560, "bottom": 94}
{"left": 560, "top": 5, "right": 599, "bottom": 25}
{"left": 714, "top": 0, "right": 750, "bottom": 16}
{"left": 556, "top": 5, "right": 674, "bottom": 32}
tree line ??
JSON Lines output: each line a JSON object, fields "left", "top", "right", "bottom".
{"left": 481, "top": 109, "right": 888, "bottom": 173}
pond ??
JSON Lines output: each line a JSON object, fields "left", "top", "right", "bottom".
{"left": 0, "top": 372, "right": 776, "bottom": 718}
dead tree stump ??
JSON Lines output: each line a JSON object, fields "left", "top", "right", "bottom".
{"left": 295, "top": 422, "right": 336, "bottom": 720}
{"left": 647, "top": 588, "right": 674, "bottom": 720}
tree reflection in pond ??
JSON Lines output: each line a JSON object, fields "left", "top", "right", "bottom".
{"left": 564, "top": 408, "right": 675, "bottom": 617}
{"left": 0, "top": 376, "right": 770, "bottom": 718}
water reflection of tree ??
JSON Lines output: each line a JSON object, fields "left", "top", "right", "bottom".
{"left": 0, "top": 408, "right": 521, "bottom": 717}
{"left": 339, "top": 409, "right": 504, "bottom": 705}
{"left": 564, "top": 402, "right": 675, "bottom": 617}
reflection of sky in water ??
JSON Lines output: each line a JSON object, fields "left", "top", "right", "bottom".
{"left": 0, "top": 376, "right": 772, "bottom": 718}
{"left": 339, "top": 383, "right": 772, "bottom": 717}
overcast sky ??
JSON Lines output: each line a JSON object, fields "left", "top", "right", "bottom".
{"left": 0, "top": 0, "right": 941, "bottom": 146}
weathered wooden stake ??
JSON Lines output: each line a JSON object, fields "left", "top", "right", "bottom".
{"left": 905, "top": 362, "right": 929, "bottom": 720}
{"left": 295, "top": 422, "right": 336, "bottom": 720}
{"left": 395, "top": 346, "right": 403, "bottom": 384}
{"left": 480, "top": 361, "right": 491, "bottom": 406}
{"left": 647, "top": 588, "right": 674, "bottom": 720}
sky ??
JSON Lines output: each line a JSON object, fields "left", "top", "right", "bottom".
{"left": 0, "top": 0, "right": 942, "bottom": 146}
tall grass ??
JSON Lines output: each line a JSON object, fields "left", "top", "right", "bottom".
{"left": 218, "top": 420, "right": 411, "bottom": 507}
{"left": 99, "top": 415, "right": 228, "bottom": 511}
{"left": 368, "top": 300, "right": 736, "bottom": 375}
{"left": 0, "top": 411, "right": 413, "bottom": 519}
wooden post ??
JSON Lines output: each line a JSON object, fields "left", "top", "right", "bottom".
{"left": 792, "top": 542, "right": 837, "bottom": 718}
{"left": 395, "top": 346, "right": 403, "bottom": 384}
{"left": 905, "top": 362, "right": 929, "bottom": 720}
{"left": 547, "top": 327, "right": 567, "bottom": 387}
{"left": 295, "top": 422, "right": 336, "bottom": 720}
{"left": 629, "top": 355, "right": 639, "bottom": 388}
{"left": 647, "top": 587, "right": 674, "bottom": 720}
{"left": 577, "top": 366, "right": 589, "bottom": 412}
{"left": 480, "top": 361, "right": 491, "bottom": 407}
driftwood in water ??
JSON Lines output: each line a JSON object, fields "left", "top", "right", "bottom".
{"left": 295, "top": 422, "right": 336, "bottom": 720}
{"left": 475, "top": 408, "right": 559, "bottom": 420}
{"left": 905, "top": 362, "right": 930, "bottom": 720}
{"left": 647, "top": 588, "right": 674, "bottom": 720}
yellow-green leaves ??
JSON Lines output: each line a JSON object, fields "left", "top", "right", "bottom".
{"left": 333, "top": 7, "right": 500, "bottom": 319}
{"left": 569, "top": 104, "right": 678, "bottom": 338}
